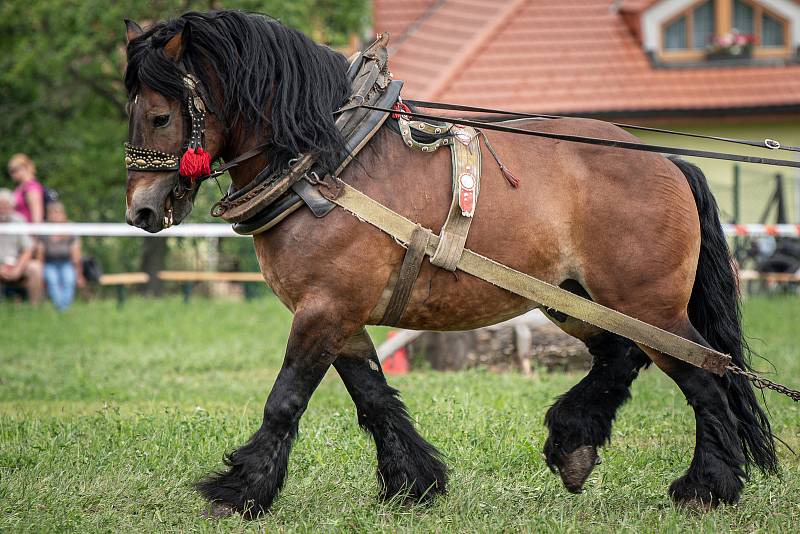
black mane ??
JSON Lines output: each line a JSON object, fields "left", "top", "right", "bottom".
{"left": 125, "top": 10, "right": 351, "bottom": 175}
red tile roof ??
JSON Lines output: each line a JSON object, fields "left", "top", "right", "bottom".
{"left": 374, "top": 0, "right": 800, "bottom": 115}
{"left": 373, "top": 0, "right": 438, "bottom": 44}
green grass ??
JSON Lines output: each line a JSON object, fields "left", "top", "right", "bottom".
{"left": 1, "top": 296, "right": 799, "bottom": 532}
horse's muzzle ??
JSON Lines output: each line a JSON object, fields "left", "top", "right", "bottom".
{"left": 131, "top": 206, "right": 162, "bottom": 233}
{"left": 126, "top": 171, "right": 189, "bottom": 233}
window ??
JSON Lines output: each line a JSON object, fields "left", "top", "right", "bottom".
{"left": 733, "top": 0, "right": 755, "bottom": 34}
{"left": 762, "top": 12, "right": 786, "bottom": 47}
{"left": 665, "top": 17, "right": 687, "bottom": 49}
{"left": 663, "top": 1, "right": 716, "bottom": 50}
{"left": 693, "top": 1, "right": 715, "bottom": 49}
{"left": 660, "top": 0, "right": 790, "bottom": 59}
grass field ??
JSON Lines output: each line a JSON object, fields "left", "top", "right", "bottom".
{"left": 1, "top": 295, "right": 798, "bottom": 532}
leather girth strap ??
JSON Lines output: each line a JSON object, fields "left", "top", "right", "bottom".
{"left": 322, "top": 180, "right": 733, "bottom": 376}
{"left": 380, "top": 225, "right": 430, "bottom": 325}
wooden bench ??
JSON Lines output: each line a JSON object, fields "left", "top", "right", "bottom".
{"left": 99, "top": 271, "right": 264, "bottom": 306}
{"left": 738, "top": 270, "right": 800, "bottom": 283}
{"left": 157, "top": 271, "right": 263, "bottom": 283}
{"left": 99, "top": 272, "right": 150, "bottom": 285}
{"left": 98, "top": 272, "right": 150, "bottom": 307}
{"left": 98, "top": 269, "right": 799, "bottom": 306}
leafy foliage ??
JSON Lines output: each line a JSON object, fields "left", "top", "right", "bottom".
{"left": 0, "top": 0, "right": 368, "bottom": 271}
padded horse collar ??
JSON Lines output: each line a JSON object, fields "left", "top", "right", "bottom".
{"left": 218, "top": 33, "right": 402, "bottom": 234}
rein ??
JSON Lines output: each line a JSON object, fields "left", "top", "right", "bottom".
{"left": 126, "top": 72, "right": 800, "bottom": 212}
{"left": 404, "top": 99, "right": 800, "bottom": 154}
{"left": 357, "top": 104, "right": 800, "bottom": 170}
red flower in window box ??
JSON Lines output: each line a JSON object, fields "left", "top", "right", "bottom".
{"left": 707, "top": 30, "right": 755, "bottom": 60}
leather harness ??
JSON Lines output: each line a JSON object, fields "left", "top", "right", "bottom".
{"left": 122, "top": 35, "right": 800, "bottom": 387}
{"left": 374, "top": 117, "right": 484, "bottom": 324}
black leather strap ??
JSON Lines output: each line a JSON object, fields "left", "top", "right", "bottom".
{"left": 291, "top": 180, "right": 336, "bottom": 218}
{"left": 209, "top": 143, "right": 270, "bottom": 181}
{"left": 231, "top": 191, "right": 303, "bottom": 235}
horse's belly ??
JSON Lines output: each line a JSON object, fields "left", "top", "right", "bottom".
{"left": 388, "top": 266, "right": 541, "bottom": 331}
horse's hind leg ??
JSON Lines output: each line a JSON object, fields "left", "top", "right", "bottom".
{"left": 333, "top": 329, "right": 447, "bottom": 502}
{"left": 640, "top": 322, "right": 749, "bottom": 508}
{"left": 544, "top": 328, "right": 650, "bottom": 492}
{"left": 197, "top": 306, "right": 343, "bottom": 518}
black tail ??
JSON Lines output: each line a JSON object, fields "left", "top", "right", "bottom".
{"left": 671, "top": 157, "right": 778, "bottom": 475}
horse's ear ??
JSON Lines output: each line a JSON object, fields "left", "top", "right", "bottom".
{"left": 164, "top": 23, "right": 191, "bottom": 62}
{"left": 125, "top": 19, "right": 144, "bottom": 44}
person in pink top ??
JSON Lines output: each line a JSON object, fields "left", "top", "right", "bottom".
{"left": 7, "top": 153, "right": 45, "bottom": 223}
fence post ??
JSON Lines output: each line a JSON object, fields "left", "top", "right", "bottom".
{"left": 775, "top": 173, "right": 786, "bottom": 224}
{"left": 732, "top": 164, "right": 740, "bottom": 224}
{"left": 732, "top": 164, "right": 741, "bottom": 256}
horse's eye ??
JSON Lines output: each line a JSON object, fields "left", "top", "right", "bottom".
{"left": 152, "top": 114, "right": 170, "bottom": 128}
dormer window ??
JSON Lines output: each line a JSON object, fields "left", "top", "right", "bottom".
{"left": 664, "top": 1, "right": 715, "bottom": 50}
{"left": 733, "top": 0, "right": 788, "bottom": 47}
{"left": 651, "top": 0, "right": 796, "bottom": 63}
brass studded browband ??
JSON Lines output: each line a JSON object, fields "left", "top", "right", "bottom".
{"left": 124, "top": 143, "right": 180, "bottom": 172}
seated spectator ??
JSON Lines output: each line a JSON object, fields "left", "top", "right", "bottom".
{"left": 8, "top": 153, "right": 45, "bottom": 223}
{"left": 0, "top": 188, "right": 42, "bottom": 303}
{"left": 37, "top": 202, "right": 84, "bottom": 311}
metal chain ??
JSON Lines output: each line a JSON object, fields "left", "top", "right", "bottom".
{"left": 727, "top": 364, "right": 800, "bottom": 402}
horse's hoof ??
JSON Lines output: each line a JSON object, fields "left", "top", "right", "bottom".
{"left": 674, "top": 498, "right": 715, "bottom": 513}
{"left": 202, "top": 502, "right": 237, "bottom": 519}
{"left": 556, "top": 445, "right": 599, "bottom": 493}
{"left": 669, "top": 475, "right": 724, "bottom": 511}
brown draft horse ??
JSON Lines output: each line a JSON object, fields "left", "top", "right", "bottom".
{"left": 123, "top": 11, "right": 776, "bottom": 517}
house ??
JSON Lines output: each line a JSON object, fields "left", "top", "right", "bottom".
{"left": 373, "top": 0, "right": 800, "bottom": 223}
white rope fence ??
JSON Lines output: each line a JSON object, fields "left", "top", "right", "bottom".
{"left": 0, "top": 223, "right": 239, "bottom": 237}
{"left": 0, "top": 222, "right": 799, "bottom": 238}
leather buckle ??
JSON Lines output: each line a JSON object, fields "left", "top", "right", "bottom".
{"left": 317, "top": 175, "right": 344, "bottom": 200}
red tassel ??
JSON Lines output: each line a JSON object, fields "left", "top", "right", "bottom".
{"left": 179, "top": 147, "right": 211, "bottom": 180}
{"left": 500, "top": 165, "right": 520, "bottom": 188}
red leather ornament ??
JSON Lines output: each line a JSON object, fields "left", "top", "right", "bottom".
{"left": 179, "top": 147, "right": 211, "bottom": 180}
{"left": 391, "top": 101, "right": 412, "bottom": 120}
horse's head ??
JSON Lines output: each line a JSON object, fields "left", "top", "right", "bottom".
{"left": 123, "top": 19, "right": 224, "bottom": 233}
{"left": 123, "top": 12, "right": 351, "bottom": 233}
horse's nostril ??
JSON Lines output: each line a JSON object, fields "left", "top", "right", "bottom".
{"left": 133, "top": 208, "right": 158, "bottom": 231}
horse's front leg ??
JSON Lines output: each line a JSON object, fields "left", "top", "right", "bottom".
{"left": 544, "top": 331, "right": 650, "bottom": 492}
{"left": 334, "top": 329, "right": 447, "bottom": 502}
{"left": 197, "top": 305, "right": 350, "bottom": 518}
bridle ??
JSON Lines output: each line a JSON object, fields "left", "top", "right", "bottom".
{"left": 124, "top": 72, "right": 269, "bottom": 200}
